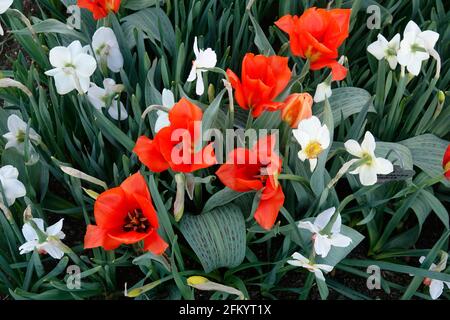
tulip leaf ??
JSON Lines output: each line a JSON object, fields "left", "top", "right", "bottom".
{"left": 314, "top": 87, "right": 376, "bottom": 128}
{"left": 180, "top": 204, "right": 246, "bottom": 273}
{"left": 123, "top": 0, "right": 159, "bottom": 10}
{"left": 122, "top": 8, "right": 176, "bottom": 55}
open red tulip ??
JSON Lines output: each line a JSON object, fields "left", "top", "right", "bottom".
{"left": 226, "top": 53, "right": 291, "bottom": 118}
{"left": 275, "top": 7, "right": 351, "bottom": 81}
{"left": 84, "top": 172, "right": 168, "bottom": 255}
{"left": 134, "top": 98, "right": 216, "bottom": 173}
{"left": 443, "top": 145, "right": 450, "bottom": 180}
{"left": 78, "top": 0, "right": 121, "bottom": 20}
{"left": 216, "top": 135, "right": 285, "bottom": 230}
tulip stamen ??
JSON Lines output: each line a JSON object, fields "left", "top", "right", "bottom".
{"left": 123, "top": 209, "right": 150, "bottom": 233}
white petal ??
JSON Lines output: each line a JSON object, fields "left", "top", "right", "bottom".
{"left": 404, "top": 21, "right": 421, "bottom": 36}
{"left": 314, "top": 235, "right": 332, "bottom": 258}
{"left": 162, "top": 89, "right": 175, "bottom": 108}
{"left": 419, "top": 256, "right": 426, "bottom": 264}
{"left": 195, "top": 71, "right": 205, "bottom": 95}
{"left": 309, "top": 158, "right": 318, "bottom": 172}
{"left": 361, "top": 131, "right": 376, "bottom": 153}
{"left": 314, "top": 207, "right": 336, "bottom": 230}
{"left": 49, "top": 47, "right": 71, "bottom": 68}
{"left": 0, "top": 165, "right": 19, "bottom": 179}
{"left": 298, "top": 221, "right": 319, "bottom": 234}
{"left": 19, "top": 240, "right": 38, "bottom": 254}
{"left": 330, "top": 213, "right": 342, "bottom": 234}
{"left": 318, "top": 125, "right": 330, "bottom": 149}
{"left": 53, "top": 72, "right": 76, "bottom": 95}
{"left": 92, "top": 27, "right": 116, "bottom": 50}
{"left": 154, "top": 113, "right": 170, "bottom": 133}
{"left": 330, "top": 233, "right": 352, "bottom": 248}
{"left": 429, "top": 280, "right": 444, "bottom": 300}
{"left": 187, "top": 66, "right": 197, "bottom": 82}
{"left": 197, "top": 49, "right": 217, "bottom": 69}
{"left": 406, "top": 57, "right": 423, "bottom": 76}
{"left": 419, "top": 30, "right": 439, "bottom": 51}
{"left": 292, "top": 129, "right": 310, "bottom": 149}
{"left": 0, "top": 0, "right": 13, "bottom": 14}
{"left": 298, "top": 116, "right": 322, "bottom": 137}
{"left": 316, "top": 264, "right": 334, "bottom": 273}
{"left": 344, "top": 139, "right": 363, "bottom": 157}
{"left": 22, "top": 223, "right": 38, "bottom": 242}
{"left": 73, "top": 54, "right": 97, "bottom": 77}
{"left": 0, "top": 23, "right": 4, "bottom": 36}
{"left": 386, "top": 55, "right": 398, "bottom": 70}
{"left": 1, "top": 178, "right": 26, "bottom": 206}
{"left": 396, "top": 48, "right": 411, "bottom": 67}
{"left": 375, "top": 157, "right": 394, "bottom": 175}
{"left": 7, "top": 114, "right": 26, "bottom": 134}
{"left": 390, "top": 33, "right": 401, "bottom": 50}
{"left": 359, "top": 165, "right": 378, "bottom": 186}
{"left": 313, "top": 269, "right": 325, "bottom": 281}
{"left": 297, "top": 150, "right": 307, "bottom": 161}
{"left": 87, "top": 84, "right": 106, "bottom": 109}
{"left": 46, "top": 219, "right": 64, "bottom": 236}
{"left": 68, "top": 40, "right": 83, "bottom": 59}
{"left": 107, "top": 100, "right": 128, "bottom": 121}
{"left": 41, "top": 242, "right": 64, "bottom": 260}
{"left": 77, "top": 76, "right": 91, "bottom": 94}
{"left": 367, "top": 38, "right": 386, "bottom": 60}
{"left": 291, "top": 252, "right": 309, "bottom": 264}
{"left": 107, "top": 48, "right": 124, "bottom": 73}
{"left": 193, "top": 36, "right": 199, "bottom": 57}
{"left": 314, "top": 82, "right": 332, "bottom": 103}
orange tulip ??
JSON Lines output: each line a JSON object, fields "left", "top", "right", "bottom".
{"left": 443, "top": 145, "right": 450, "bottom": 180}
{"left": 226, "top": 53, "right": 291, "bottom": 118}
{"left": 78, "top": 0, "right": 121, "bottom": 20}
{"left": 281, "top": 93, "right": 313, "bottom": 128}
{"left": 275, "top": 7, "right": 351, "bottom": 81}
{"left": 84, "top": 173, "right": 168, "bottom": 255}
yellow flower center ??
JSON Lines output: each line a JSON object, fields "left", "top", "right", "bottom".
{"left": 362, "top": 152, "right": 374, "bottom": 166}
{"left": 445, "top": 161, "right": 450, "bottom": 172}
{"left": 304, "top": 141, "right": 323, "bottom": 159}
{"left": 305, "top": 46, "right": 321, "bottom": 63}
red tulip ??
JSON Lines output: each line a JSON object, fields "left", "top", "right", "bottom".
{"left": 281, "top": 93, "right": 313, "bottom": 128}
{"left": 78, "top": 0, "right": 121, "bottom": 20}
{"left": 134, "top": 98, "right": 216, "bottom": 173}
{"left": 226, "top": 53, "right": 291, "bottom": 118}
{"left": 275, "top": 7, "right": 351, "bottom": 81}
{"left": 84, "top": 173, "right": 168, "bottom": 255}
{"left": 443, "top": 145, "right": 450, "bottom": 180}
{"left": 216, "top": 135, "right": 284, "bottom": 230}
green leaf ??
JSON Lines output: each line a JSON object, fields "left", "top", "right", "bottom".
{"left": 122, "top": 8, "right": 176, "bottom": 55}
{"left": 13, "top": 19, "right": 88, "bottom": 42}
{"left": 123, "top": 0, "right": 159, "bottom": 10}
{"left": 314, "top": 87, "right": 376, "bottom": 128}
{"left": 180, "top": 204, "right": 246, "bottom": 273}
{"left": 202, "top": 187, "right": 253, "bottom": 213}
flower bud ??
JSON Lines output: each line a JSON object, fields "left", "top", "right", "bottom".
{"left": 281, "top": 93, "right": 313, "bottom": 128}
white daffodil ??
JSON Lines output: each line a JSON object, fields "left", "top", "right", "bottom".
{"left": 287, "top": 252, "right": 333, "bottom": 281}
{"left": 2, "top": 114, "right": 41, "bottom": 159}
{"left": 298, "top": 207, "right": 352, "bottom": 258}
{"left": 293, "top": 116, "right": 330, "bottom": 172}
{"left": 419, "top": 253, "right": 450, "bottom": 300}
{"left": 187, "top": 37, "right": 217, "bottom": 96}
{"left": 92, "top": 27, "right": 124, "bottom": 73}
{"left": 19, "top": 218, "right": 66, "bottom": 260}
{"left": 45, "top": 40, "right": 97, "bottom": 95}
{"left": 0, "top": 0, "right": 13, "bottom": 36}
{"left": 0, "top": 165, "right": 26, "bottom": 206}
{"left": 154, "top": 89, "right": 175, "bottom": 133}
{"left": 344, "top": 131, "right": 393, "bottom": 186}
{"left": 367, "top": 33, "right": 401, "bottom": 70}
{"left": 397, "top": 21, "right": 440, "bottom": 76}
{"left": 313, "top": 81, "right": 332, "bottom": 103}
{"left": 87, "top": 78, "right": 128, "bottom": 120}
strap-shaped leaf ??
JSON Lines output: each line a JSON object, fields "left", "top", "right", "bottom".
{"left": 180, "top": 204, "right": 246, "bottom": 273}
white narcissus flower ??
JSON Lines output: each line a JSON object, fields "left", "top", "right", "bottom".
{"left": 19, "top": 218, "right": 66, "bottom": 260}
{"left": 92, "top": 27, "right": 124, "bottom": 73}
{"left": 155, "top": 89, "right": 175, "bottom": 133}
{"left": 397, "top": 21, "right": 440, "bottom": 76}
{"left": 2, "top": 114, "right": 41, "bottom": 156}
{"left": 314, "top": 81, "right": 332, "bottom": 103}
{"left": 298, "top": 207, "right": 352, "bottom": 258}
{"left": 87, "top": 78, "right": 128, "bottom": 120}
{"left": 287, "top": 252, "right": 333, "bottom": 281}
{"left": 419, "top": 253, "right": 450, "bottom": 300}
{"left": 0, "top": 165, "right": 26, "bottom": 206}
{"left": 367, "top": 33, "right": 401, "bottom": 70}
{"left": 0, "top": 0, "right": 13, "bottom": 36}
{"left": 344, "top": 131, "right": 394, "bottom": 186}
{"left": 293, "top": 116, "right": 330, "bottom": 172}
{"left": 45, "top": 40, "right": 97, "bottom": 95}
{"left": 187, "top": 37, "right": 217, "bottom": 96}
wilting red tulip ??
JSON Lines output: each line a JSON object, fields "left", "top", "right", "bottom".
{"left": 281, "top": 93, "right": 313, "bottom": 128}
{"left": 226, "top": 53, "right": 291, "bottom": 118}
{"left": 134, "top": 98, "right": 216, "bottom": 173}
{"left": 443, "top": 145, "right": 450, "bottom": 180}
{"left": 216, "top": 135, "right": 284, "bottom": 230}
{"left": 84, "top": 173, "right": 168, "bottom": 254}
{"left": 78, "top": 0, "right": 121, "bottom": 20}
{"left": 275, "top": 7, "right": 351, "bottom": 81}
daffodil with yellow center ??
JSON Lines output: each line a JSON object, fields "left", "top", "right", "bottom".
{"left": 293, "top": 116, "right": 330, "bottom": 172}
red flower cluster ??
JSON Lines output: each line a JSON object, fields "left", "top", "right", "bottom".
{"left": 216, "top": 135, "right": 284, "bottom": 230}
{"left": 84, "top": 173, "right": 168, "bottom": 255}
{"left": 275, "top": 7, "right": 351, "bottom": 81}
{"left": 78, "top": 0, "right": 121, "bottom": 20}
{"left": 134, "top": 98, "right": 216, "bottom": 173}
{"left": 227, "top": 53, "right": 291, "bottom": 118}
